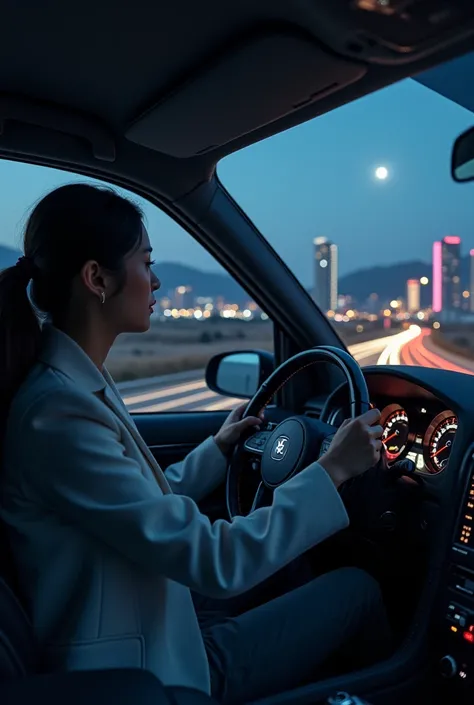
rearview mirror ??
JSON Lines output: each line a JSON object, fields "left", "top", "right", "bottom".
{"left": 205, "top": 350, "right": 274, "bottom": 400}
{"left": 452, "top": 126, "right": 474, "bottom": 182}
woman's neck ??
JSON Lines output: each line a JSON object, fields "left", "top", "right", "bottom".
{"left": 55, "top": 319, "right": 116, "bottom": 371}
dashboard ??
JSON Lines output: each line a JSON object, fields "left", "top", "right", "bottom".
{"left": 321, "top": 369, "right": 461, "bottom": 477}
{"left": 380, "top": 403, "right": 457, "bottom": 475}
{"left": 312, "top": 364, "right": 474, "bottom": 699}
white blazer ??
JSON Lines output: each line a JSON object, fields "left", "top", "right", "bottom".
{"left": 0, "top": 326, "right": 349, "bottom": 693}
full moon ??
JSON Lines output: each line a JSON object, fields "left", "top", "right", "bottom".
{"left": 375, "top": 166, "right": 389, "bottom": 180}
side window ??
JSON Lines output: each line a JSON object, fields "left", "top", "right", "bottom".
{"left": 1, "top": 161, "right": 273, "bottom": 412}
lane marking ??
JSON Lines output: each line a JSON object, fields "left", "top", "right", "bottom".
{"left": 123, "top": 380, "right": 207, "bottom": 405}
{"left": 138, "top": 390, "right": 217, "bottom": 413}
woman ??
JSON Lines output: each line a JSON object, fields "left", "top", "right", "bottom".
{"left": 0, "top": 184, "right": 390, "bottom": 704}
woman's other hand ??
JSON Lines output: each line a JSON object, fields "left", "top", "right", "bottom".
{"left": 214, "top": 402, "right": 263, "bottom": 456}
{"left": 318, "top": 408, "right": 383, "bottom": 488}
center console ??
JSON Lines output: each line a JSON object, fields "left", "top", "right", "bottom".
{"left": 436, "top": 454, "right": 474, "bottom": 696}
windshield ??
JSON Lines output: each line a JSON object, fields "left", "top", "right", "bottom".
{"left": 219, "top": 76, "right": 474, "bottom": 373}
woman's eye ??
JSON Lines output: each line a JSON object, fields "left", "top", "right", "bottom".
{"left": 146, "top": 260, "right": 156, "bottom": 268}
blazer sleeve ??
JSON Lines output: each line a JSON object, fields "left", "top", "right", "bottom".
{"left": 17, "top": 389, "right": 349, "bottom": 599}
{"left": 165, "top": 437, "right": 227, "bottom": 500}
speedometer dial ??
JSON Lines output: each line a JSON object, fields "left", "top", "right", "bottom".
{"left": 423, "top": 410, "right": 458, "bottom": 474}
{"left": 381, "top": 404, "right": 409, "bottom": 461}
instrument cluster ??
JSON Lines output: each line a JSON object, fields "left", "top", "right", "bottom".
{"left": 380, "top": 402, "right": 458, "bottom": 475}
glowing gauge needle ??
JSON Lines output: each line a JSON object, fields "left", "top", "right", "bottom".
{"left": 431, "top": 444, "right": 449, "bottom": 458}
{"left": 383, "top": 431, "right": 399, "bottom": 444}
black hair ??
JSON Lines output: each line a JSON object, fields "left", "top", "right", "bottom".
{"left": 0, "top": 182, "right": 144, "bottom": 424}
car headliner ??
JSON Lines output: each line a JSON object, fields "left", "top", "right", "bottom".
{"left": 0, "top": 0, "right": 473, "bottom": 200}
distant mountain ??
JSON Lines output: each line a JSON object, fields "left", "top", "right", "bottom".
{"left": 338, "top": 260, "right": 433, "bottom": 306}
{"left": 156, "top": 257, "right": 473, "bottom": 309}
{"left": 155, "top": 260, "right": 439, "bottom": 308}
{"left": 339, "top": 255, "right": 472, "bottom": 306}
{"left": 154, "top": 262, "right": 247, "bottom": 304}
{"left": 0, "top": 244, "right": 20, "bottom": 270}
{"left": 0, "top": 244, "right": 469, "bottom": 309}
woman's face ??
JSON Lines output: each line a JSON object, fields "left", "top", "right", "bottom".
{"left": 111, "top": 226, "right": 161, "bottom": 334}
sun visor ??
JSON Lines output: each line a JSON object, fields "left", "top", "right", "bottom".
{"left": 125, "top": 32, "right": 366, "bottom": 158}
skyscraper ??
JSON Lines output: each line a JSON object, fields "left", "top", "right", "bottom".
{"left": 407, "top": 279, "right": 420, "bottom": 313}
{"left": 470, "top": 250, "right": 474, "bottom": 313}
{"left": 313, "top": 237, "right": 338, "bottom": 313}
{"left": 432, "top": 241, "right": 442, "bottom": 313}
{"left": 432, "top": 236, "right": 462, "bottom": 318}
{"left": 442, "top": 235, "right": 461, "bottom": 319}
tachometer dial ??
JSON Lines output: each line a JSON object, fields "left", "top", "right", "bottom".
{"left": 424, "top": 411, "right": 458, "bottom": 474}
{"left": 381, "top": 405, "right": 409, "bottom": 461}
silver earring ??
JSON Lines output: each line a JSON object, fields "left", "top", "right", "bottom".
{"left": 100, "top": 291, "right": 106, "bottom": 305}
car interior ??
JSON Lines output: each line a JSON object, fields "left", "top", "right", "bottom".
{"left": 2, "top": 1, "right": 474, "bottom": 704}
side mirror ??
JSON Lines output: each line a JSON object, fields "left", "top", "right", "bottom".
{"left": 205, "top": 350, "right": 274, "bottom": 400}
{"left": 452, "top": 126, "right": 474, "bottom": 182}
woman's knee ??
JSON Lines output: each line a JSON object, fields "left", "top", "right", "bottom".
{"left": 325, "top": 566, "right": 381, "bottom": 592}
{"left": 322, "top": 567, "right": 387, "bottom": 618}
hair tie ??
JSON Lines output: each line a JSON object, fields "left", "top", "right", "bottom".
{"left": 15, "top": 256, "right": 36, "bottom": 280}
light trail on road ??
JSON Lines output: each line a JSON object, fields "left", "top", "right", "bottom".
{"left": 121, "top": 333, "right": 405, "bottom": 413}
{"left": 400, "top": 329, "right": 474, "bottom": 375}
{"left": 376, "top": 325, "right": 422, "bottom": 365}
{"left": 119, "top": 327, "right": 474, "bottom": 414}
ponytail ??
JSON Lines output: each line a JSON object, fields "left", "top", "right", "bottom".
{"left": 0, "top": 182, "right": 144, "bottom": 433}
{"left": 0, "top": 259, "right": 41, "bottom": 431}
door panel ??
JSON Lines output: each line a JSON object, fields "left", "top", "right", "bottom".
{"left": 133, "top": 408, "right": 282, "bottom": 522}
{"left": 133, "top": 411, "right": 228, "bottom": 467}
{"left": 133, "top": 407, "right": 283, "bottom": 466}
{"left": 133, "top": 410, "right": 229, "bottom": 521}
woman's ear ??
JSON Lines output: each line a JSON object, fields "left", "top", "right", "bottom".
{"left": 80, "top": 260, "right": 108, "bottom": 300}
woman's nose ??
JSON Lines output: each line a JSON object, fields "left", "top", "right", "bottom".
{"left": 151, "top": 272, "right": 161, "bottom": 292}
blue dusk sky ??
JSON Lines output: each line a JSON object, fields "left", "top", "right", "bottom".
{"left": 0, "top": 74, "right": 473, "bottom": 288}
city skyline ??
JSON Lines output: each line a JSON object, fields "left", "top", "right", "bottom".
{"left": 311, "top": 227, "right": 474, "bottom": 321}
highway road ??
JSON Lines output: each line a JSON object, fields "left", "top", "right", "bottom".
{"left": 399, "top": 327, "right": 474, "bottom": 374}
{"left": 120, "top": 328, "right": 425, "bottom": 413}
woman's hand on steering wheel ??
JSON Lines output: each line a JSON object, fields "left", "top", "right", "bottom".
{"left": 214, "top": 402, "right": 264, "bottom": 456}
{"left": 318, "top": 408, "right": 383, "bottom": 488}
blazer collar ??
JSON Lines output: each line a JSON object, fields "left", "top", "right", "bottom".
{"left": 38, "top": 325, "right": 108, "bottom": 394}
{"left": 38, "top": 326, "right": 171, "bottom": 494}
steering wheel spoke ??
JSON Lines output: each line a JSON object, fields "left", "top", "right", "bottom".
{"left": 226, "top": 346, "right": 370, "bottom": 519}
{"left": 243, "top": 430, "right": 273, "bottom": 455}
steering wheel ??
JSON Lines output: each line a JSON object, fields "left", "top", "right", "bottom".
{"left": 226, "top": 345, "right": 370, "bottom": 519}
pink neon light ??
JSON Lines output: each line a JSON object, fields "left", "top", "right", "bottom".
{"left": 444, "top": 236, "right": 461, "bottom": 245}
{"left": 433, "top": 241, "right": 442, "bottom": 313}
{"left": 470, "top": 249, "right": 474, "bottom": 257}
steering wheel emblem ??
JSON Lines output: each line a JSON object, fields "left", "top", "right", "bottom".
{"left": 271, "top": 435, "right": 290, "bottom": 461}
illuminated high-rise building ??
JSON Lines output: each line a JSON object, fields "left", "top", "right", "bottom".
{"left": 442, "top": 236, "right": 461, "bottom": 318}
{"left": 313, "top": 237, "right": 338, "bottom": 313}
{"left": 470, "top": 250, "right": 474, "bottom": 313}
{"left": 432, "top": 241, "right": 442, "bottom": 312}
{"left": 407, "top": 279, "right": 420, "bottom": 313}
{"left": 432, "top": 236, "right": 462, "bottom": 317}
